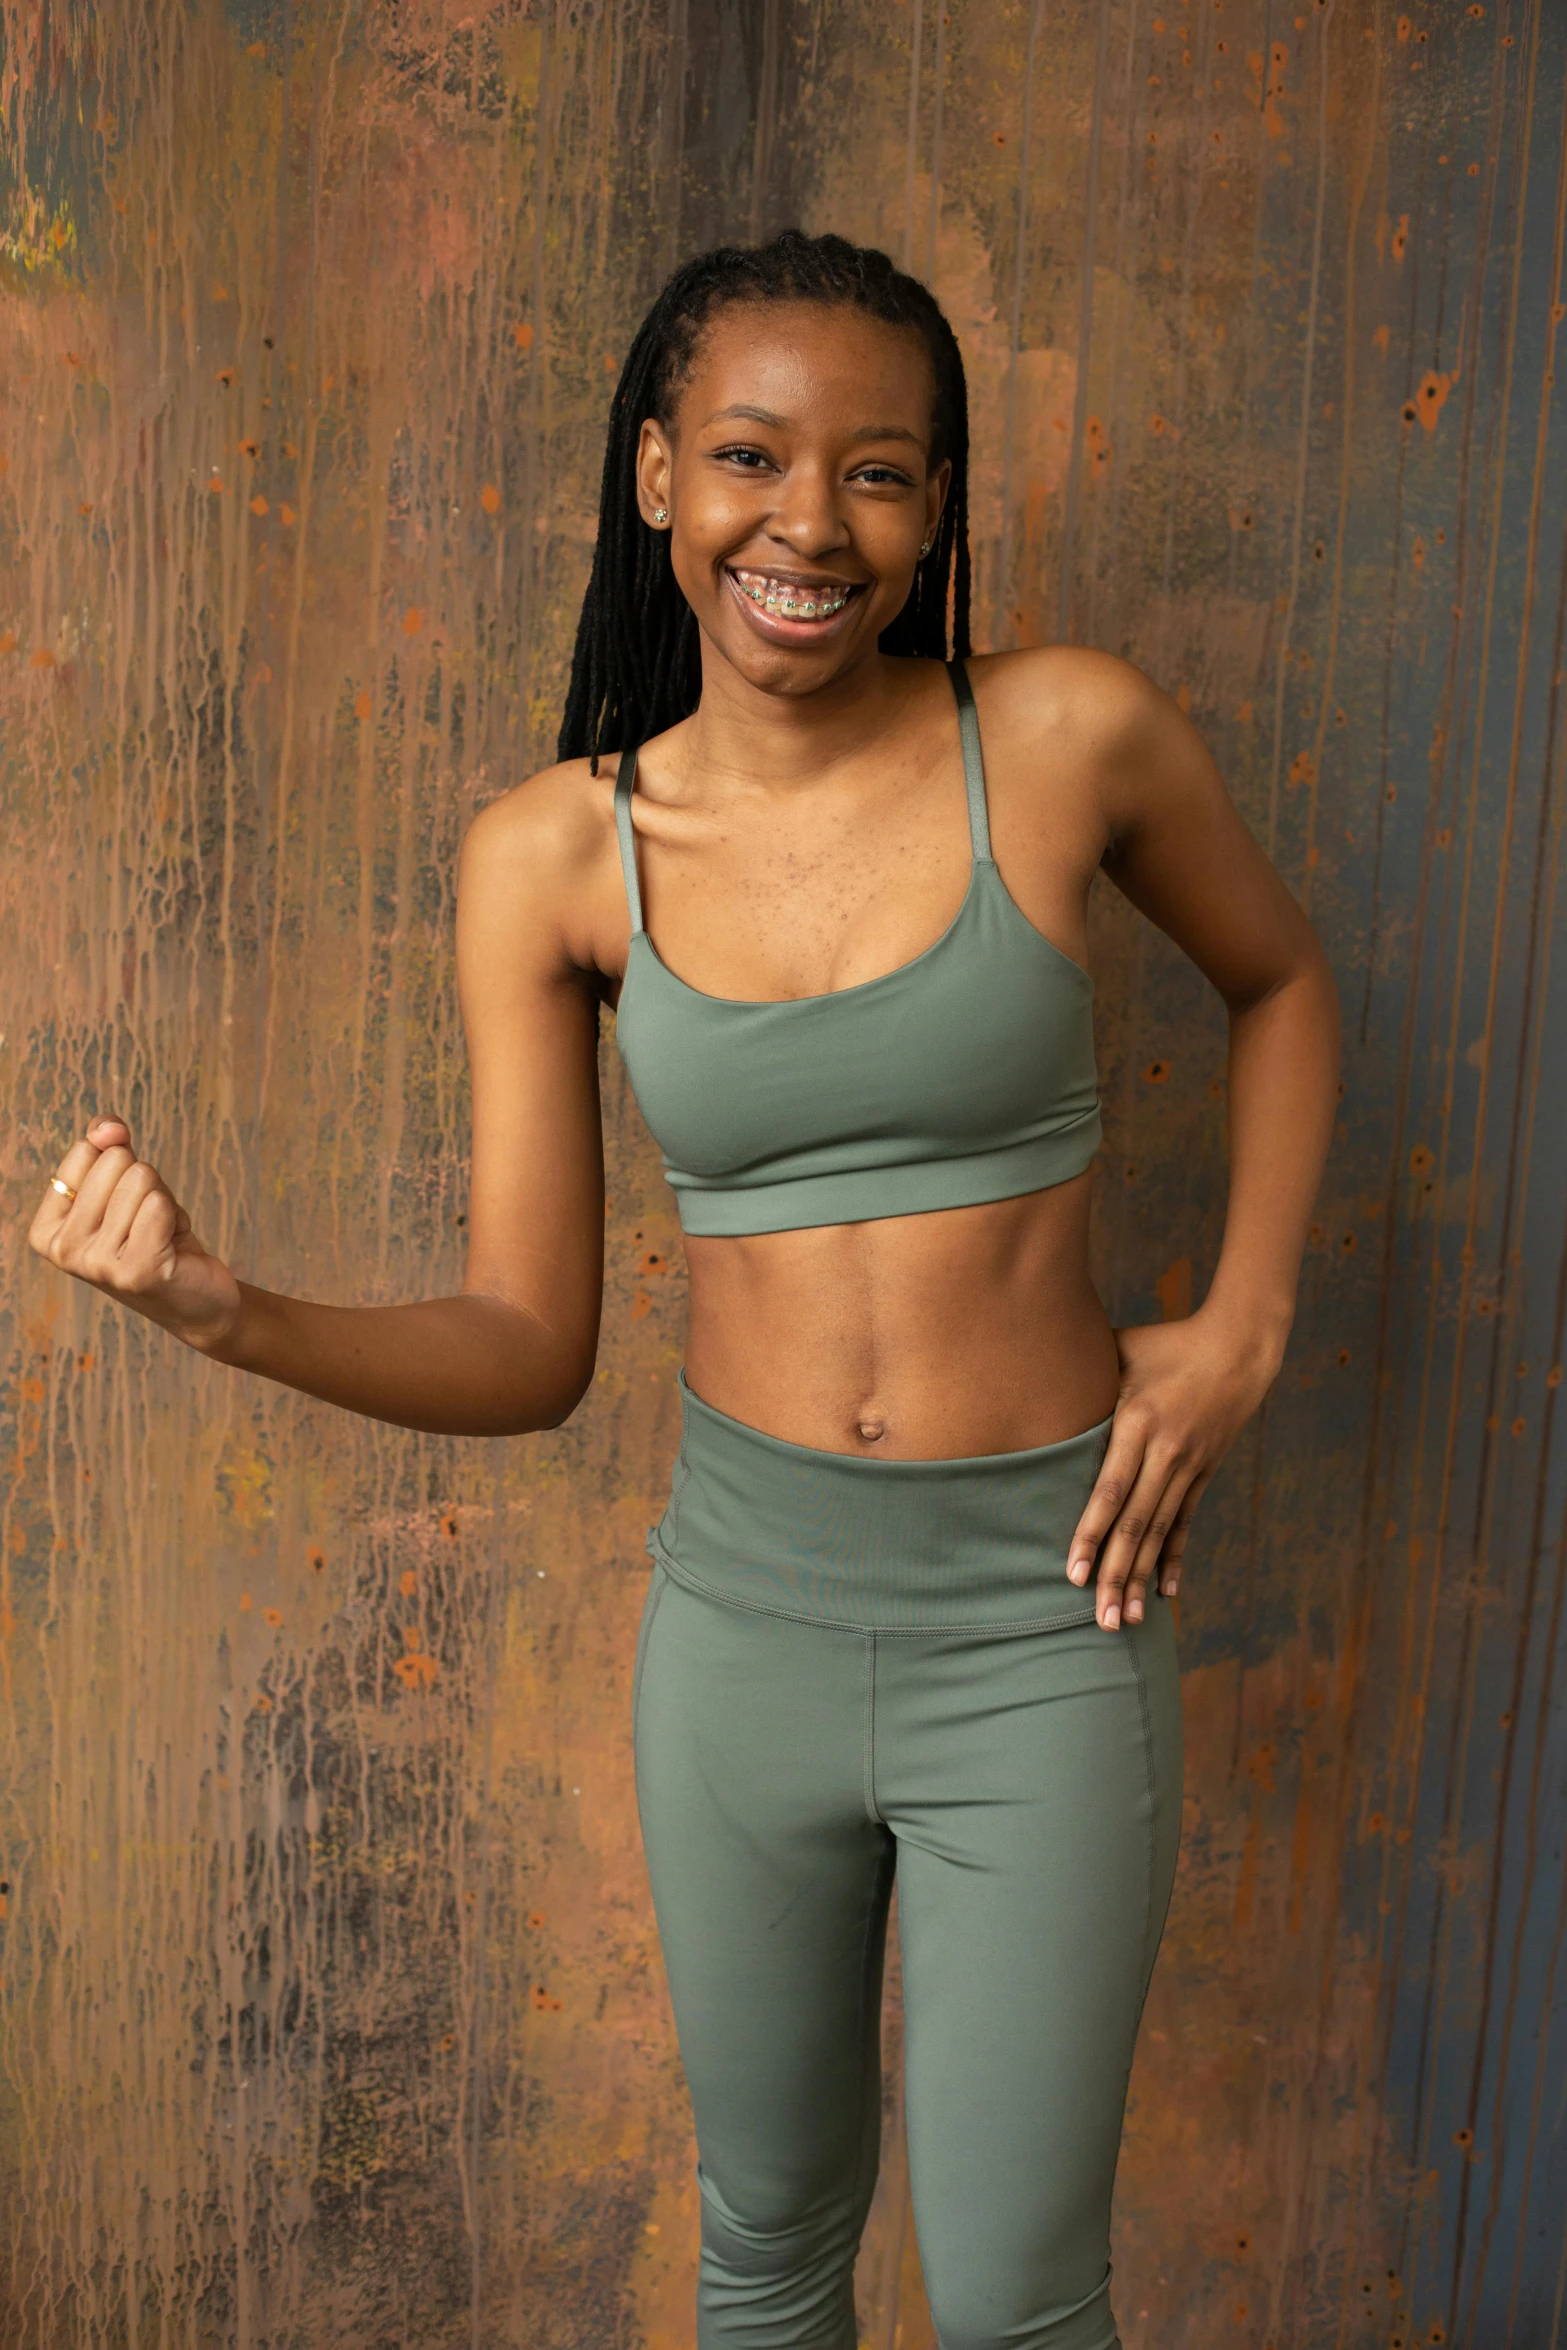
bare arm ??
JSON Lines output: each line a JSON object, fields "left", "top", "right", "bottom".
{"left": 28, "top": 770, "right": 611, "bottom": 1437}
{"left": 1051, "top": 653, "right": 1341, "bottom": 1627}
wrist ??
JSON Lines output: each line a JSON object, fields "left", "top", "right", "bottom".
{"left": 1193, "top": 1289, "right": 1293, "bottom": 1378}
{"left": 186, "top": 1279, "right": 268, "bottom": 1368}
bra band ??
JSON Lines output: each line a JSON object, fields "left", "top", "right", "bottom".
{"left": 612, "top": 660, "right": 992, "bottom": 937}
{"left": 947, "top": 659, "right": 993, "bottom": 862}
{"left": 614, "top": 744, "right": 644, "bottom": 935}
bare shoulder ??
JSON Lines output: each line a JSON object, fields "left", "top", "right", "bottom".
{"left": 459, "top": 754, "right": 622, "bottom": 982}
{"left": 967, "top": 645, "right": 1229, "bottom": 837}
{"left": 967, "top": 644, "right": 1191, "bottom": 758}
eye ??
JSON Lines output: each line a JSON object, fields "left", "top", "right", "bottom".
{"left": 709, "top": 442, "right": 776, "bottom": 471}
{"left": 851, "top": 463, "right": 917, "bottom": 488}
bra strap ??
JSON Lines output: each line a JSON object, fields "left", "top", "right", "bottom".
{"left": 946, "top": 660, "right": 993, "bottom": 862}
{"left": 613, "top": 747, "right": 645, "bottom": 933}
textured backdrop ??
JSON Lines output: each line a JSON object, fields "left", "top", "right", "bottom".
{"left": 3, "top": 1, "right": 1567, "bottom": 2344}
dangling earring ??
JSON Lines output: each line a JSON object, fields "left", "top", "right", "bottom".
{"left": 652, "top": 507, "right": 669, "bottom": 525}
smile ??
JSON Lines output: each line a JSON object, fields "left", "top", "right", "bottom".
{"left": 726, "top": 566, "right": 863, "bottom": 624}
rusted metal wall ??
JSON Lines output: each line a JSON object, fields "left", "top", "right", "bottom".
{"left": 3, "top": 2, "right": 1566, "bottom": 2343}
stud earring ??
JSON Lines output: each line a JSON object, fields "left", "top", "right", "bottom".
{"left": 919, "top": 536, "right": 934, "bottom": 557}
{"left": 652, "top": 507, "right": 669, "bottom": 525}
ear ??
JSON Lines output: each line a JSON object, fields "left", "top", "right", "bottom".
{"left": 924, "top": 455, "right": 952, "bottom": 550}
{"left": 636, "top": 420, "right": 674, "bottom": 528}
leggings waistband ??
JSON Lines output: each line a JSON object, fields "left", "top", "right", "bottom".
{"left": 648, "top": 1373, "right": 1115, "bottom": 1635}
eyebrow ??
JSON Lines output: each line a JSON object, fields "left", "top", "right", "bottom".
{"left": 701, "top": 402, "right": 925, "bottom": 448}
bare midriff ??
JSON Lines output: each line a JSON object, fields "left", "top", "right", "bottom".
{"left": 681, "top": 1169, "right": 1121, "bottom": 1460}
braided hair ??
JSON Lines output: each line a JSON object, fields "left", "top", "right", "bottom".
{"left": 558, "top": 229, "right": 973, "bottom": 769}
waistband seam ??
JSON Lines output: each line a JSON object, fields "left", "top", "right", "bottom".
{"left": 646, "top": 1539, "right": 1106, "bottom": 1639}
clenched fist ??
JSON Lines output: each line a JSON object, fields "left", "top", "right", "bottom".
{"left": 29, "top": 1115, "right": 242, "bottom": 1352}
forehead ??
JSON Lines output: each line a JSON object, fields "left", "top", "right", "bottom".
{"left": 672, "top": 301, "right": 936, "bottom": 450}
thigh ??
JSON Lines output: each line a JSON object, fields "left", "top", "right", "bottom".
{"left": 882, "top": 1602, "right": 1183, "bottom": 2349}
{"left": 634, "top": 1570, "right": 895, "bottom": 2220}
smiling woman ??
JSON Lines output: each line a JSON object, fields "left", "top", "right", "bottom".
{"left": 29, "top": 228, "right": 1340, "bottom": 2350}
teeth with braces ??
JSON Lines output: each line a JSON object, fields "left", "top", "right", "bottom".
{"left": 736, "top": 576, "right": 851, "bottom": 619}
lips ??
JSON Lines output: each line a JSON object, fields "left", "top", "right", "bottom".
{"left": 726, "top": 565, "right": 862, "bottom": 622}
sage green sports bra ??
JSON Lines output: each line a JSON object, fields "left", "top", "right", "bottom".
{"left": 611, "top": 660, "right": 1101, "bottom": 1238}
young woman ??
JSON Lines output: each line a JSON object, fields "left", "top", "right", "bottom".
{"left": 31, "top": 232, "right": 1338, "bottom": 2349}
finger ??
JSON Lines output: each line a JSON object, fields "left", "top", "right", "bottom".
{"left": 1157, "top": 1472, "right": 1209, "bottom": 1598}
{"left": 1067, "top": 1415, "right": 1151, "bottom": 1590}
{"left": 1094, "top": 1448, "right": 1184, "bottom": 1630}
{"left": 96, "top": 1161, "right": 164, "bottom": 1258}
{"left": 67, "top": 1143, "right": 138, "bottom": 1232}
{"left": 31, "top": 1140, "right": 131, "bottom": 1259}
{"left": 122, "top": 1185, "right": 180, "bottom": 1284}
{"left": 1122, "top": 1460, "right": 1202, "bottom": 1623}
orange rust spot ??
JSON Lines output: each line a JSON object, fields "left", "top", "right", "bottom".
{"left": 308, "top": 1548, "right": 326, "bottom": 1572}
{"left": 207, "top": 477, "right": 223, "bottom": 495}
{"left": 250, "top": 495, "right": 269, "bottom": 517}
{"left": 238, "top": 438, "right": 259, "bottom": 458}
{"left": 20, "top": 1378, "right": 44, "bottom": 1403}
{"left": 514, "top": 320, "right": 535, "bottom": 350}
{"left": 280, "top": 504, "right": 296, "bottom": 526}
{"left": 527, "top": 1912, "right": 546, "bottom": 1928}
{"left": 0, "top": 631, "right": 16, "bottom": 655}
{"left": 215, "top": 367, "right": 234, "bottom": 386}
{"left": 442, "top": 1514, "right": 459, "bottom": 1540}
{"left": 392, "top": 1651, "right": 439, "bottom": 1689}
{"left": 1415, "top": 370, "right": 1453, "bottom": 432}
{"left": 637, "top": 1250, "right": 668, "bottom": 1277}
{"left": 399, "top": 1569, "right": 417, "bottom": 1597}
{"left": 239, "top": 1593, "right": 252, "bottom": 1611}
{"left": 1155, "top": 1258, "right": 1192, "bottom": 1322}
{"left": 354, "top": 690, "right": 372, "bottom": 720}
{"left": 402, "top": 1625, "right": 423, "bottom": 1651}
{"left": 1288, "top": 751, "right": 1316, "bottom": 788}
{"left": 1142, "top": 1059, "right": 1169, "bottom": 1084}
{"left": 263, "top": 1607, "right": 283, "bottom": 1627}
{"left": 29, "top": 650, "right": 55, "bottom": 669}
{"left": 78, "top": 501, "right": 93, "bottom": 515}
{"left": 480, "top": 483, "right": 501, "bottom": 514}
{"left": 402, "top": 607, "right": 424, "bottom": 635}
{"left": 254, "top": 1693, "right": 274, "bottom": 1713}
{"left": 630, "top": 1290, "right": 652, "bottom": 1320}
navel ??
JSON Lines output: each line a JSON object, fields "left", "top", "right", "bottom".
{"left": 855, "top": 1417, "right": 887, "bottom": 1444}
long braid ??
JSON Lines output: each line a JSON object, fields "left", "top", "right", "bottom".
{"left": 558, "top": 231, "right": 973, "bottom": 770}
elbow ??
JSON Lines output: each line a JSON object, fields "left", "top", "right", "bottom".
{"left": 527, "top": 1336, "right": 599, "bottom": 1433}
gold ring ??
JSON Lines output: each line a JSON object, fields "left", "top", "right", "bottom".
{"left": 51, "top": 1176, "right": 78, "bottom": 1202}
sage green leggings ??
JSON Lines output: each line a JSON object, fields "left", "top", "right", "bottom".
{"left": 633, "top": 1379, "right": 1184, "bottom": 2350}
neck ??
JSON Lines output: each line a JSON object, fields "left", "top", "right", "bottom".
{"left": 681, "top": 639, "right": 933, "bottom": 789}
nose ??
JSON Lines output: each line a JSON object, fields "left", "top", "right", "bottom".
{"left": 765, "top": 460, "right": 851, "bottom": 561}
